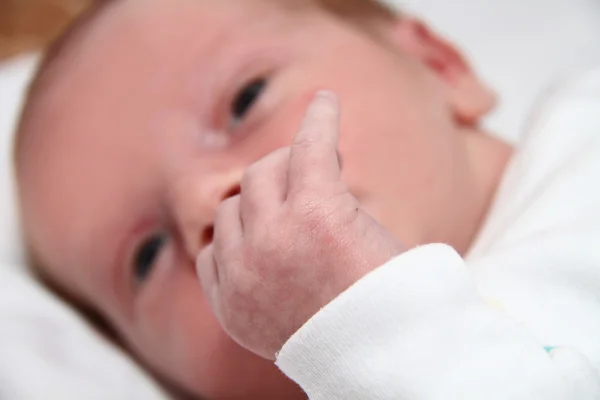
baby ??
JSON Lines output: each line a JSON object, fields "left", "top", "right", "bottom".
{"left": 14, "top": 0, "right": 600, "bottom": 398}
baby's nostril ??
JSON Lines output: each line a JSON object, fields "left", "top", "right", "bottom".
{"left": 224, "top": 184, "right": 241, "bottom": 200}
{"left": 201, "top": 226, "right": 214, "bottom": 248}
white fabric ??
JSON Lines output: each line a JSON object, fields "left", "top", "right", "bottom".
{"left": 276, "top": 69, "right": 600, "bottom": 398}
{"left": 0, "top": 54, "right": 35, "bottom": 267}
{"left": 0, "top": 266, "right": 170, "bottom": 399}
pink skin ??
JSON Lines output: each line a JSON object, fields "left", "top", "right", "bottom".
{"left": 197, "top": 91, "right": 407, "bottom": 360}
{"left": 16, "top": 0, "right": 512, "bottom": 398}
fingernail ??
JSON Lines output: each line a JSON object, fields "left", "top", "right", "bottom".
{"left": 316, "top": 90, "right": 337, "bottom": 102}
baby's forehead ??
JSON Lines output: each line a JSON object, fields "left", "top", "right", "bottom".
{"left": 20, "top": 0, "right": 262, "bottom": 145}
{"left": 29, "top": 0, "right": 290, "bottom": 108}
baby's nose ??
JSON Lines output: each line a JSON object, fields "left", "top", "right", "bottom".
{"left": 198, "top": 183, "right": 241, "bottom": 250}
{"left": 171, "top": 169, "right": 243, "bottom": 257}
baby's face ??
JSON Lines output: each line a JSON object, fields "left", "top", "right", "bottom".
{"left": 17, "top": 0, "right": 498, "bottom": 398}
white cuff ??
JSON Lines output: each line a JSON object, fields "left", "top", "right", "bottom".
{"left": 276, "top": 244, "right": 600, "bottom": 399}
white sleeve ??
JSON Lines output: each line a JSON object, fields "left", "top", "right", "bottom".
{"left": 275, "top": 244, "right": 600, "bottom": 400}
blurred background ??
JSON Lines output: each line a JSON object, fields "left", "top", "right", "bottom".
{"left": 0, "top": 0, "right": 91, "bottom": 61}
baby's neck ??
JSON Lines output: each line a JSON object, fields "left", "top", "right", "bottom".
{"left": 457, "top": 128, "right": 514, "bottom": 255}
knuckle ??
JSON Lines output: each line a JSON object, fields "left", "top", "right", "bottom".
{"left": 293, "top": 135, "right": 318, "bottom": 152}
{"left": 296, "top": 194, "right": 334, "bottom": 230}
{"left": 291, "top": 191, "right": 355, "bottom": 241}
{"left": 294, "top": 191, "right": 331, "bottom": 218}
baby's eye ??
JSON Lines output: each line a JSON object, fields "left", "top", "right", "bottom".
{"left": 133, "top": 234, "right": 167, "bottom": 284}
{"left": 230, "top": 78, "right": 267, "bottom": 126}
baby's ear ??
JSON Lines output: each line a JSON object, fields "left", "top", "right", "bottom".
{"left": 389, "top": 17, "right": 496, "bottom": 125}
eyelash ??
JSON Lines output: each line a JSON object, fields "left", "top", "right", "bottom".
{"left": 228, "top": 77, "right": 268, "bottom": 130}
{"left": 132, "top": 78, "right": 268, "bottom": 285}
{"left": 133, "top": 233, "right": 167, "bottom": 284}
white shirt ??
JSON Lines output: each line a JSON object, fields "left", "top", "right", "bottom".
{"left": 276, "top": 69, "right": 600, "bottom": 399}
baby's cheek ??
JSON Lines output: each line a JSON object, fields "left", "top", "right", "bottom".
{"left": 169, "top": 298, "right": 275, "bottom": 396}
{"left": 130, "top": 269, "right": 214, "bottom": 383}
{"left": 167, "top": 278, "right": 221, "bottom": 352}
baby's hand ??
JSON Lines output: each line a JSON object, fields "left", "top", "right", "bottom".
{"left": 196, "top": 91, "right": 404, "bottom": 360}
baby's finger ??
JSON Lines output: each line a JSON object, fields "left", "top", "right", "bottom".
{"left": 197, "top": 196, "right": 242, "bottom": 321}
{"left": 212, "top": 195, "right": 243, "bottom": 269}
{"left": 240, "top": 147, "right": 290, "bottom": 226}
{"left": 288, "top": 91, "right": 341, "bottom": 196}
{"left": 196, "top": 244, "right": 221, "bottom": 312}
